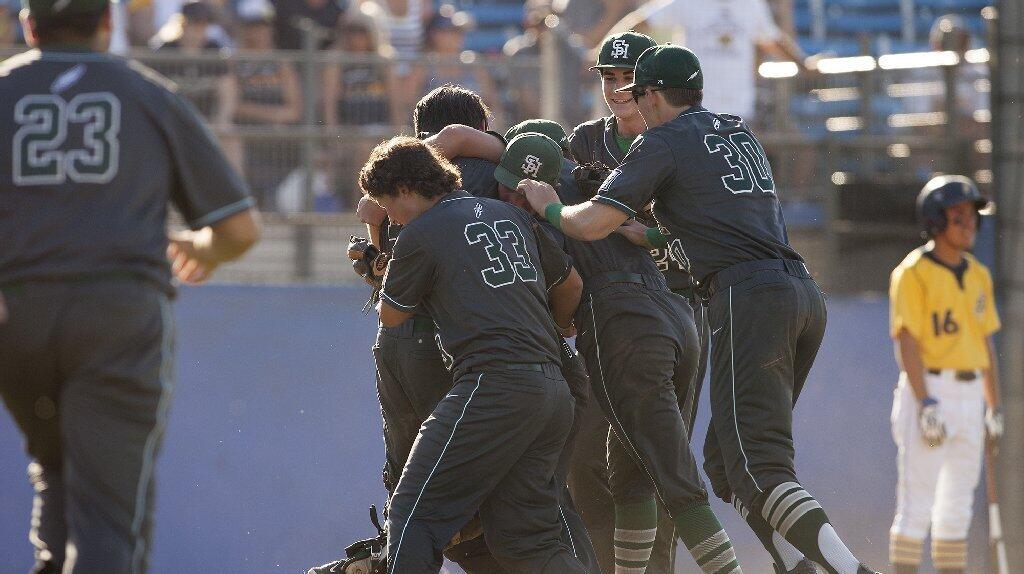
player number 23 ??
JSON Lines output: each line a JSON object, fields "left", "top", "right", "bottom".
{"left": 704, "top": 132, "right": 775, "bottom": 195}
{"left": 13, "top": 92, "right": 121, "bottom": 186}
{"left": 464, "top": 220, "right": 538, "bottom": 288}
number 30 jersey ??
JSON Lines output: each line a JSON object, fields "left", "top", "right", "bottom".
{"left": 890, "top": 247, "right": 1000, "bottom": 370}
{"left": 593, "top": 106, "right": 801, "bottom": 282}
{"left": 0, "top": 48, "right": 252, "bottom": 293}
{"left": 380, "top": 191, "right": 573, "bottom": 379}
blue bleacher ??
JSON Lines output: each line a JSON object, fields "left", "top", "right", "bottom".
{"left": 445, "top": 0, "right": 523, "bottom": 53}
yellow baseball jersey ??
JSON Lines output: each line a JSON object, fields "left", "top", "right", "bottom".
{"left": 890, "top": 247, "right": 1000, "bottom": 370}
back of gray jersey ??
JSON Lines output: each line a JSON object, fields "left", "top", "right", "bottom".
{"left": 453, "top": 157, "right": 499, "bottom": 200}
{"left": 380, "top": 191, "right": 572, "bottom": 379}
{"left": 0, "top": 49, "right": 252, "bottom": 293}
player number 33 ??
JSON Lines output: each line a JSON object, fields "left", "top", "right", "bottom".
{"left": 13, "top": 92, "right": 121, "bottom": 186}
{"left": 464, "top": 220, "right": 538, "bottom": 288}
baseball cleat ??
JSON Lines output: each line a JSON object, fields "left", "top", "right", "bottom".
{"left": 773, "top": 559, "right": 818, "bottom": 573}
{"left": 856, "top": 565, "right": 882, "bottom": 574}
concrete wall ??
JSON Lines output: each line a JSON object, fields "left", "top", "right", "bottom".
{"left": 0, "top": 286, "right": 995, "bottom": 573}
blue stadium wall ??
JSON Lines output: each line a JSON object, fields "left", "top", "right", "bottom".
{"left": 0, "top": 285, "right": 992, "bottom": 573}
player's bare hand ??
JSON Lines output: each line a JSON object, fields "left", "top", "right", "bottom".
{"left": 516, "top": 179, "right": 560, "bottom": 215}
{"left": 614, "top": 219, "right": 651, "bottom": 247}
{"left": 167, "top": 231, "right": 219, "bottom": 285}
{"left": 0, "top": 291, "right": 8, "bottom": 324}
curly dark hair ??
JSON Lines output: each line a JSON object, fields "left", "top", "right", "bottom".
{"left": 359, "top": 136, "right": 462, "bottom": 200}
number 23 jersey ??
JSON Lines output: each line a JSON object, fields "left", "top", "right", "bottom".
{"left": 380, "top": 191, "right": 573, "bottom": 379}
{"left": 890, "top": 248, "right": 1000, "bottom": 370}
{"left": 0, "top": 49, "right": 252, "bottom": 293}
{"left": 593, "top": 106, "right": 801, "bottom": 282}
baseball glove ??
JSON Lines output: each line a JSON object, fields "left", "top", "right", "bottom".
{"left": 347, "top": 236, "right": 390, "bottom": 313}
{"left": 307, "top": 506, "right": 387, "bottom": 574}
{"left": 572, "top": 161, "right": 613, "bottom": 198}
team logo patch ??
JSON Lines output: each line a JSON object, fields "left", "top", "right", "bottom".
{"left": 474, "top": 202, "right": 483, "bottom": 218}
{"left": 611, "top": 39, "right": 630, "bottom": 59}
{"left": 522, "top": 155, "right": 542, "bottom": 177}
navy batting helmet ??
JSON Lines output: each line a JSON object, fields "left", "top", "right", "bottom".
{"left": 916, "top": 175, "right": 992, "bottom": 238}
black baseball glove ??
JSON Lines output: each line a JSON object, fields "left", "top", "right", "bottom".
{"left": 572, "top": 161, "right": 613, "bottom": 198}
{"left": 347, "top": 236, "right": 390, "bottom": 313}
{"left": 307, "top": 506, "right": 388, "bottom": 574}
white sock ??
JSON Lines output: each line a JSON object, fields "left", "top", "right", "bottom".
{"left": 772, "top": 530, "right": 806, "bottom": 570}
{"left": 817, "top": 524, "right": 861, "bottom": 574}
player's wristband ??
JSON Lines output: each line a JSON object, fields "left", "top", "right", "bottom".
{"left": 544, "top": 203, "right": 564, "bottom": 231}
{"left": 645, "top": 227, "right": 668, "bottom": 248}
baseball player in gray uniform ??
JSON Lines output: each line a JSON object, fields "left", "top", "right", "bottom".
{"left": 496, "top": 132, "right": 741, "bottom": 574}
{"left": 363, "top": 136, "right": 587, "bottom": 574}
{"left": 0, "top": 1, "right": 258, "bottom": 571}
{"left": 568, "top": 30, "right": 710, "bottom": 574}
{"left": 521, "top": 44, "right": 881, "bottom": 574}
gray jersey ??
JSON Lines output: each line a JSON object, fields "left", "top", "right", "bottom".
{"left": 0, "top": 49, "right": 252, "bottom": 293}
{"left": 553, "top": 161, "right": 665, "bottom": 289}
{"left": 453, "top": 157, "right": 499, "bottom": 200}
{"left": 569, "top": 116, "right": 692, "bottom": 291}
{"left": 594, "top": 107, "right": 800, "bottom": 282}
{"left": 380, "top": 191, "right": 572, "bottom": 379}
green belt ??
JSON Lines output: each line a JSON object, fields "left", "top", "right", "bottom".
{"left": 412, "top": 315, "right": 435, "bottom": 333}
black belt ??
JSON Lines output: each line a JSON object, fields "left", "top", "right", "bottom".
{"left": 927, "top": 369, "right": 978, "bottom": 381}
{"left": 469, "top": 362, "right": 550, "bottom": 374}
{"left": 381, "top": 315, "right": 435, "bottom": 338}
{"left": 584, "top": 272, "right": 666, "bottom": 296}
{"left": 703, "top": 259, "right": 810, "bottom": 299}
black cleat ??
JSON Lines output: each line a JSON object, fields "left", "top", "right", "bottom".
{"left": 856, "top": 565, "right": 882, "bottom": 574}
{"left": 773, "top": 559, "right": 819, "bottom": 573}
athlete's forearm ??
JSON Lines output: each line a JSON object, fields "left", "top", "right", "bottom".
{"left": 558, "top": 202, "right": 629, "bottom": 241}
{"left": 191, "top": 209, "right": 261, "bottom": 264}
{"left": 895, "top": 330, "right": 929, "bottom": 402}
{"left": 424, "top": 125, "right": 504, "bottom": 163}
{"left": 983, "top": 337, "right": 1001, "bottom": 409}
{"left": 548, "top": 268, "right": 583, "bottom": 330}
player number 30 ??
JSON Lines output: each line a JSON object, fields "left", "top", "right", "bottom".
{"left": 13, "top": 92, "right": 121, "bottom": 186}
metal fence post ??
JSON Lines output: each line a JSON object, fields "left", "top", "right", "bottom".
{"left": 295, "top": 17, "right": 320, "bottom": 281}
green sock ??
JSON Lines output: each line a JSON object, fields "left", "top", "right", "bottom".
{"left": 614, "top": 499, "right": 658, "bottom": 574}
{"left": 673, "top": 503, "right": 742, "bottom": 574}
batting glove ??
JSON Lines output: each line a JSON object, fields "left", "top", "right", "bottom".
{"left": 985, "top": 407, "right": 1004, "bottom": 441}
{"left": 918, "top": 396, "right": 947, "bottom": 448}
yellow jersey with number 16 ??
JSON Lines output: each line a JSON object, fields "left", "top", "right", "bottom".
{"left": 889, "top": 247, "right": 1000, "bottom": 370}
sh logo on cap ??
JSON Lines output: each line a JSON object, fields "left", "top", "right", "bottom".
{"left": 611, "top": 39, "right": 629, "bottom": 59}
{"left": 522, "top": 155, "right": 542, "bottom": 178}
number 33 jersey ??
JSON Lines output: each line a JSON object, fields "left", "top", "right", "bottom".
{"left": 592, "top": 106, "right": 801, "bottom": 282}
{"left": 380, "top": 191, "right": 573, "bottom": 379}
{"left": 890, "top": 247, "right": 1000, "bottom": 370}
{"left": 0, "top": 49, "right": 252, "bottom": 293}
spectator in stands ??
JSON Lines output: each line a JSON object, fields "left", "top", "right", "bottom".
{"left": 550, "top": 0, "right": 638, "bottom": 48}
{"left": 610, "top": 0, "right": 814, "bottom": 123}
{"left": 270, "top": 0, "right": 345, "bottom": 49}
{"left": 149, "top": 0, "right": 230, "bottom": 117}
{"left": 275, "top": 147, "right": 343, "bottom": 212}
{"left": 218, "top": 0, "right": 302, "bottom": 205}
{"left": 358, "top": 0, "right": 431, "bottom": 62}
{"left": 150, "top": 0, "right": 224, "bottom": 50}
{"left": 406, "top": 8, "right": 502, "bottom": 126}
{"left": 322, "top": 13, "right": 391, "bottom": 127}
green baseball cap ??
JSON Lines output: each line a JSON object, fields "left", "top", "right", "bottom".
{"left": 23, "top": 0, "right": 109, "bottom": 17}
{"left": 494, "top": 133, "right": 564, "bottom": 190}
{"left": 504, "top": 119, "right": 568, "bottom": 154}
{"left": 592, "top": 30, "right": 656, "bottom": 70}
{"left": 615, "top": 44, "right": 703, "bottom": 93}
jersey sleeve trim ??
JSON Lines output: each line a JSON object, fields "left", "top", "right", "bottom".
{"left": 546, "top": 265, "right": 572, "bottom": 291}
{"left": 380, "top": 290, "right": 418, "bottom": 311}
{"left": 189, "top": 197, "right": 256, "bottom": 229}
{"left": 593, "top": 195, "right": 637, "bottom": 217}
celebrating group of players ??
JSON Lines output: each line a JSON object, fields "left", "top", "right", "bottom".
{"left": 333, "top": 30, "right": 889, "bottom": 574}
{"left": 0, "top": 0, "right": 1004, "bottom": 571}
